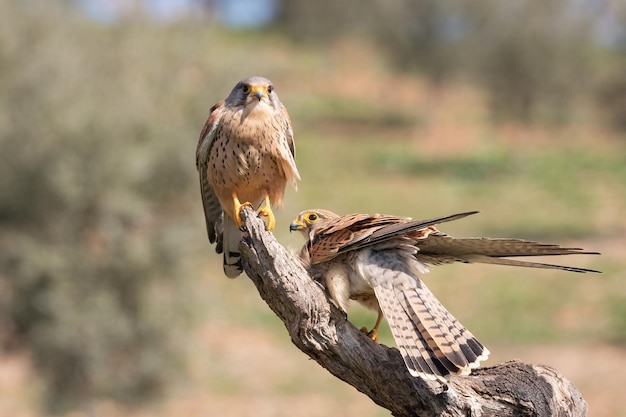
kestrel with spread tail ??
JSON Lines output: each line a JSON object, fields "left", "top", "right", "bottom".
{"left": 196, "top": 77, "right": 300, "bottom": 278}
{"left": 290, "top": 209, "right": 600, "bottom": 382}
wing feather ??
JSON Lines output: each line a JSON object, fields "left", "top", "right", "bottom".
{"left": 196, "top": 102, "right": 226, "bottom": 244}
{"left": 276, "top": 104, "right": 301, "bottom": 188}
{"left": 310, "top": 211, "right": 479, "bottom": 264}
{"left": 300, "top": 207, "right": 599, "bottom": 382}
{"left": 341, "top": 211, "right": 478, "bottom": 254}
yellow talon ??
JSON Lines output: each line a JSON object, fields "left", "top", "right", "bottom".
{"left": 360, "top": 326, "right": 379, "bottom": 343}
{"left": 360, "top": 310, "right": 383, "bottom": 343}
{"left": 233, "top": 194, "right": 252, "bottom": 229}
{"left": 257, "top": 195, "right": 275, "bottom": 231}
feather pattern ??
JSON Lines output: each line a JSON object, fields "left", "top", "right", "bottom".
{"left": 290, "top": 208, "right": 600, "bottom": 382}
{"left": 196, "top": 77, "right": 299, "bottom": 278}
{"left": 222, "top": 215, "right": 243, "bottom": 278}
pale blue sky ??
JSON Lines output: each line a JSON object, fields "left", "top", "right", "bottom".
{"left": 80, "top": 0, "right": 278, "bottom": 26}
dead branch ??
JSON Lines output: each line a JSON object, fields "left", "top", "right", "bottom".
{"left": 238, "top": 207, "right": 587, "bottom": 417}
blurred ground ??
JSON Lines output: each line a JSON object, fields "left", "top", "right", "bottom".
{"left": 1, "top": 327, "right": 625, "bottom": 417}
{"left": 0, "top": 2, "right": 625, "bottom": 416}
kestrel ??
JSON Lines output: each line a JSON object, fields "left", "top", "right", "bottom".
{"left": 196, "top": 76, "right": 300, "bottom": 278}
{"left": 290, "top": 209, "right": 600, "bottom": 382}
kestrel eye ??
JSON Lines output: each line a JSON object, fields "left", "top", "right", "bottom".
{"left": 242, "top": 84, "right": 250, "bottom": 94}
{"left": 307, "top": 213, "right": 318, "bottom": 222}
{"left": 267, "top": 85, "right": 274, "bottom": 94}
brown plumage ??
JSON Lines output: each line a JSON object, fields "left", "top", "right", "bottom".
{"left": 196, "top": 76, "right": 299, "bottom": 278}
{"left": 290, "top": 209, "right": 600, "bottom": 382}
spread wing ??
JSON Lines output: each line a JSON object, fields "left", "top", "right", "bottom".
{"left": 308, "top": 211, "right": 478, "bottom": 264}
{"left": 307, "top": 210, "right": 600, "bottom": 273}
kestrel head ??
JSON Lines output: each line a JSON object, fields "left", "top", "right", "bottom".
{"left": 225, "top": 76, "right": 282, "bottom": 112}
{"left": 289, "top": 209, "right": 339, "bottom": 238}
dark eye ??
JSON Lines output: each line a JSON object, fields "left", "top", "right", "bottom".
{"left": 267, "top": 85, "right": 274, "bottom": 94}
{"left": 242, "top": 84, "right": 250, "bottom": 94}
{"left": 307, "top": 213, "right": 318, "bottom": 222}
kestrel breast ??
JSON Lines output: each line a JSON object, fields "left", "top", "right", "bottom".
{"left": 208, "top": 111, "right": 289, "bottom": 212}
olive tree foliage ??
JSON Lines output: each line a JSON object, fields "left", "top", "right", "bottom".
{"left": 277, "top": 0, "right": 599, "bottom": 124}
{"left": 0, "top": 1, "right": 210, "bottom": 412}
{"left": 463, "top": 0, "right": 596, "bottom": 124}
{"left": 595, "top": 3, "right": 626, "bottom": 132}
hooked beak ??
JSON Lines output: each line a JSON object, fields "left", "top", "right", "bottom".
{"left": 289, "top": 220, "right": 305, "bottom": 233}
{"left": 250, "top": 85, "right": 267, "bottom": 101}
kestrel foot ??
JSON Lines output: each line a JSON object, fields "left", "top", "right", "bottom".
{"left": 360, "top": 310, "right": 384, "bottom": 342}
{"left": 257, "top": 195, "right": 275, "bottom": 231}
{"left": 233, "top": 194, "right": 253, "bottom": 229}
{"left": 360, "top": 326, "right": 379, "bottom": 342}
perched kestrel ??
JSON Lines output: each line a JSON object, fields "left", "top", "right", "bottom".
{"left": 290, "top": 209, "right": 600, "bottom": 382}
{"left": 196, "top": 77, "right": 300, "bottom": 278}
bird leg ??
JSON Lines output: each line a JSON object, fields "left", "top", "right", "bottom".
{"left": 233, "top": 193, "right": 253, "bottom": 229}
{"left": 360, "top": 309, "right": 384, "bottom": 343}
{"left": 256, "top": 194, "right": 275, "bottom": 231}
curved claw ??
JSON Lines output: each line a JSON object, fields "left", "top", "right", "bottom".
{"left": 233, "top": 194, "right": 253, "bottom": 229}
{"left": 360, "top": 326, "right": 379, "bottom": 343}
{"left": 257, "top": 195, "right": 275, "bottom": 231}
{"left": 360, "top": 310, "right": 383, "bottom": 343}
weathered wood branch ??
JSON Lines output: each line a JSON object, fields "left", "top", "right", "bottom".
{"left": 238, "top": 207, "right": 587, "bottom": 417}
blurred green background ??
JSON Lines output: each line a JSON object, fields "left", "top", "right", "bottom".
{"left": 0, "top": 1, "right": 624, "bottom": 416}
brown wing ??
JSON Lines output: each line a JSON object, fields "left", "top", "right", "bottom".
{"left": 271, "top": 103, "right": 301, "bottom": 192}
{"left": 308, "top": 211, "right": 479, "bottom": 264}
{"left": 307, "top": 213, "right": 385, "bottom": 264}
{"left": 343, "top": 211, "right": 478, "bottom": 254}
{"left": 281, "top": 104, "right": 296, "bottom": 158}
{"left": 415, "top": 232, "right": 601, "bottom": 273}
{"left": 196, "top": 101, "right": 226, "bottom": 246}
{"left": 196, "top": 101, "right": 223, "bottom": 158}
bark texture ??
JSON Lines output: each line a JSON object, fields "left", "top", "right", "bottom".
{"left": 238, "top": 207, "right": 587, "bottom": 417}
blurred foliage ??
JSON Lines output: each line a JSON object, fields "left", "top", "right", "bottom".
{"left": 607, "top": 269, "right": 626, "bottom": 345}
{"left": 597, "top": 56, "right": 626, "bottom": 131}
{"left": 0, "top": 1, "right": 206, "bottom": 412}
{"left": 278, "top": 0, "right": 625, "bottom": 126}
{"left": 467, "top": 0, "right": 595, "bottom": 124}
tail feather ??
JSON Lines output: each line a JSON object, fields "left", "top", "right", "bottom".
{"left": 463, "top": 254, "right": 602, "bottom": 273}
{"left": 416, "top": 235, "right": 601, "bottom": 273}
{"left": 370, "top": 262, "right": 489, "bottom": 382}
{"left": 375, "top": 283, "right": 447, "bottom": 380}
{"left": 222, "top": 215, "right": 243, "bottom": 278}
{"left": 401, "top": 276, "right": 489, "bottom": 374}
